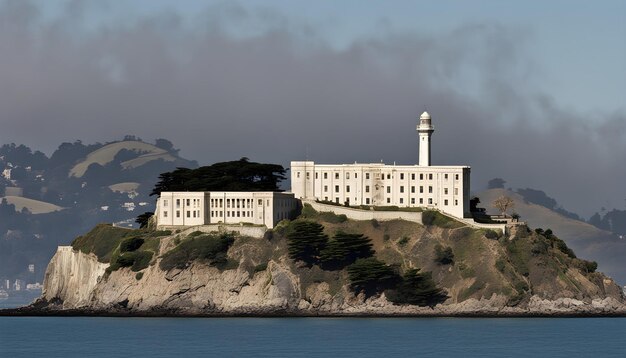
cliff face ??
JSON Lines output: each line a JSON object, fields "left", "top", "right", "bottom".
{"left": 36, "top": 214, "right": 626, "bottom": 316}
{"left": 42, "top": 246, "right": 108, "bottom": 308}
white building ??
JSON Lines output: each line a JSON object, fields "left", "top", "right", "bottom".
{"left": 290, "top": 111, "right": 471, "bottom": 218}
{"left": 156, "top": 191, "right": 298, "bottom": 229}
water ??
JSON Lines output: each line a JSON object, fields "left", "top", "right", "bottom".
{"left": 1, "top": 316, "right": 625, "bottom": 357}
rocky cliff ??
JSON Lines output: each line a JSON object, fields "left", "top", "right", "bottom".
{"left": 28, "top": 208, "right": 626, "bottom": 316}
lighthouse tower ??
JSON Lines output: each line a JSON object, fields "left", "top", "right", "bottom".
{"left": 417, "top": 111, "right": 434, "bottom": 166}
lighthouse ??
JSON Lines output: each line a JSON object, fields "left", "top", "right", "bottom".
{"left": 417, "top": 111, "right": 434, "bottom": 166}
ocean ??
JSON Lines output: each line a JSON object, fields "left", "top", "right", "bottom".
{"left": 1, "top": 316, "right": 625, "bottom": 357}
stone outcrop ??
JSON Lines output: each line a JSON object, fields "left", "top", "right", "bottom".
{"left": 35, "top": 244, "right": 626, "bottom": 317}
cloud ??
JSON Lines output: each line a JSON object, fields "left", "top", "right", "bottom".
{"left": 0, "top": 1, "right": 624, "bottom": 217}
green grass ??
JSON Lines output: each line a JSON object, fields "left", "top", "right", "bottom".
{"left": 422, "top": 210, "right": 464, "bottom": 228}
{"left": 159, "top": 232, "right": 235, "bottom": 271}
{"left": 72, "top": 224, "right": 139, "bottom": 263}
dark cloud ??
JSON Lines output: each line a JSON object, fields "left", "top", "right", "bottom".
{"left": 0, "top": 1, "right": 624, "bottom": 217}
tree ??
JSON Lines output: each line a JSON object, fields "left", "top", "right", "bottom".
{"left": 320, "top": 232, "right": 374, "bottom": 269}
{"left": 286, "top": 220, "right": 328, "bottom": 265}
{"left": 386, "top": 268, "right": 448, "bottom": 307}
{"left": 469, "top": 196, "right": 481, "bottom": 212}
{"left": 150, "top": 158, "right": 286, "bottom": 196}
{"left": 493, "top": 195, "right": 515, "bottom": 217}
{"left": 135, "top": 212, "right": 154, "bottom": 229}
{"left": 347, "top": 257, "right": 399, "bottom": 297}
{"left": 487, "top": 178, "right": 506, "bottom": 189}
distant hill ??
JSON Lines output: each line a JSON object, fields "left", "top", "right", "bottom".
{"left": 477, "top": 188, "right": 626, "bottom": 283}
{"left": 0, "top": 138, "right": 198, "bottom": 285}
{"left": 69, "top": 141, "right": 177, "bottom": 178}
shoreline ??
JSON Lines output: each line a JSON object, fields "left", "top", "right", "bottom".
{"left": 3, "top": 306, "right": 626, "bottom": 318}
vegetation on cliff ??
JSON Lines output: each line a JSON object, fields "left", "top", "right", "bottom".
{"left": 68, "top": 202, "right": 620, "bottom": 310}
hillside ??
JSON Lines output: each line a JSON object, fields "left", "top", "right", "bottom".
{"left": 27, "top": 207, "right": 624, "bottom": 316}
{"left": 478, "top": 189, "right": 626, "bottom": 283}
{"left": 69, "top": 141, "right": 176, "bottom": 178}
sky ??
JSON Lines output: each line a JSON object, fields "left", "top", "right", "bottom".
{"left": 0, "top": 0, "right": 625, "bottom": 217}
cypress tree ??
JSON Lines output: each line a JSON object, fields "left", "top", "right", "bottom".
{"left": 321, "top": 232, "right": 374, "bottom": 269}
{"left": 286, "top": 220, "right": 328, "bottom": 265}
{"left": 347, "top": 258, "right": 399, "bottom": 296}
{"left": 386, "top": 268, "right": 448, "bottom": 307}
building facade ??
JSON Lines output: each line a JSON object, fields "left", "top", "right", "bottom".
{"left": 156, "top": 191, "right": 298, "bottom": 229}
{"left": 290, "top": 112, "right": 471, "bottom": 218}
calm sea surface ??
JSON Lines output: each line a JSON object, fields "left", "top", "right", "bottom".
{"left": 1, "top": 316, "right": 625, "bottom": 357}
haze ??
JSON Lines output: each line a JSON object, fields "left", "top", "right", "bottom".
{"left": 0, "top": 0, "right": 625, "bottom": 217}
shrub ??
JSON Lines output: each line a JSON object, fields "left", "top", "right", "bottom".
{"left": 449, "top": 227, "right": 473, "bottom": 241}
{"left": 397, "top": 236, "right": 410, "bottom": 247}
{"left": 254, "top": 263, "right": 268, "bottom": 272}
{"left": 422, "top": 210, "right": 462, "bottom": 228}
{"left": 370, "top": 219, "right": 380, "bottom": 228}
{"left": 386, "top": 268, "right": 448, "bottom": 307}
{"left": 531, "top": 239, "right": 549, "bottom": 256}
{"left": 484, "top": 229, "right": 500, "bottom": 240}
{"left": 495, "top": 258, "right": 506, "bottom": 272}
{"left": 159, "top": 232, "right": 235, "bottom": 271}
{"left": 116, "top": 252, "right": 136, "bottom": 268}
{"left": 383, "top": 234, "right": 390, "bottom": 242}
{"left": 150, "top": 230, "right": 172, "bottom": 237}
{"left": 120, "top": 237, "right": 145, "bottom": 253}
{"left": 131, "top": 251, "right": 153, "bottom": 271}
{"left": 347, "top": 258, "right": 399, "bottom": 296}
{"left": 135, "top": 272, "right": 144, "bottom": 280}
{"left": 434, "top": 244, "right": 454, "bottom": 265}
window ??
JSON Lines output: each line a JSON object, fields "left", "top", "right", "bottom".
{"left": 444, "top": 188, "right": 448, "bottom": 195}
{"left": 267, "top": 200, "right": 270, "bottom": 207}
{"left": 346, "top": 172, "right": 350, "bottom": 179}
{"left": 355, "top": 173, "right": 357, "bottom": 179}
{"left": 335, "top": 197, "right": 340, "bottom": 204}
{"left": 187, "top": 211, "right": 190, "bottom": 218}
{"left": 335, "top": 173, "right": 339, "bottom": 179}
{"left": 455, "top": 174, "right": 459, "bottom": 180}
{"left": 387, "top": 198, "right": 391, "bottom": 204}
{"left": 324, "top": 185, "right": 328, "bottom": 192}
{"left": 365, "top": 185, "right": 370, "bottom": 193}
{"left": 455, "top": 200, "right": 458, "bottom": 206}
{"left": 420, "top": 186, "right": 424, "bottom": 193}
{"left": 176, "top": 199, "right": 180, "bottom": 208}
{"left": 163, "top": 211, "right": 168, "bottom": 218}
{"left": 400, "top": 198, "right": 404, "bottom": 204}
{"left": 366, "top": 198, "right": 370, "bottom": 204}
{"left": 454, "top": 188, "right": 458, "bottom": 195}
{"left": 428, "top": 186, "right": 433, "bottom": 193}
{"left": 429, "top": 174, "right": 433, "bottom": 180}
{"left": 444, "top": 199, "right": 449, "bottom": 206}
{"left": 411, "top": 173, "right": 415, "bottom": 180}
{"left": 400, "top": 173, "right": 404, "bottom": 180}
{"left": 306, "top": 172, "right": 310, "bottom": 179}
{"left": 387, "top": 186, "right": 391, "bottom": 193}
{"left": 163, "top": 199, "right": 168, "bottom": 207}
{"left": 193, "top": 211, "right": 196, "bottom": 218}
{"left": 346, "top": 185, "right": 350, "bottom": 193}
{"left": 297, "top": 172, "right": 300, "bottom": 178}
{"left": 324, "top": 172, "right": 328, "bottom": 179}
{"left": 315, "top": 172, "right": 318, "bottom": 179}
{"left": 227, "top": 211, "right": 230, "bottom": 217}
{"left": 335, "top": 185, "right": 339, "bottom": 193}
{"left": 419, "top": 198, "right": 423, "bottom": 204}
{"left": 411, "top": 186, "right": 415, "bottom": 193}
{"left": 428, "top": 198, "right": 433, "bottom": 205}
{"left": 366, "top": 173, "right": 370, "bottom": 180}
{"left": 420, "top": 174, "right": 423, "bottom": 180}
{"left": 176, "top": 211, "right": 180, "bottom": 218}
{"left": 324, "top": 196, "right": 328, "bottom": 201}
{"left": 387, "top": 174, "right": 391, "bottom": 179}
{"left": 400, "top": 186, "right": 404, "bottom": 193}
{"left": 444, "top": 174, "right": 448, "bottom": 180}
{"left": 411, "top": 198, "right": 415, "bottom": 204}
{"left": 258, "top": 199, "right": 262, "bottom": 206}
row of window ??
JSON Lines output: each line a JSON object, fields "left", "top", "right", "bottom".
{"left": 162, "top": 209, "right": 202, "bottom": 218}
{"left": 322, "top": 184, "right": 458, "bottom": 196}
{"left": 298, "top": 171, "right": 461, "bottom": 181}
{"left": 323, "top": 196, "right": 459, "bottom": 206}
